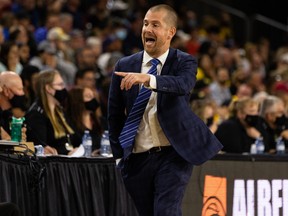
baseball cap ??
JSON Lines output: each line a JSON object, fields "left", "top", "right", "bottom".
{"left": 47, "top": 27, "right": 70, "bottom": 41}
{"left": 37, "top": 40, "right": 57, "bottom": 54}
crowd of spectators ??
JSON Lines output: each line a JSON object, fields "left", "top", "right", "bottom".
{"left": 0, "top": 0, "right": 288, "bottom": 155}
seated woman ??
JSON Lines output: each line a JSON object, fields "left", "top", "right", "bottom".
{"left": 66, "top": 87, "right": 102, "bottom": 154}
{"left": 215, "top": 97, "right": 263, "bottom": 153}
{"left": 25, "top": 70, "right": 74, "bottom": 155}
{"left": 0, "top": 41, "right": 23, "bottom": 74}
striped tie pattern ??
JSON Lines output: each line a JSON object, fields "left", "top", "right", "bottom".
{"left": 119, "top": 58, "right": 160, "bottom": 151}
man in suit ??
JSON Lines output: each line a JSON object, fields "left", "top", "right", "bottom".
{"left": 108, "top": 4, "right": 223, "bottom": 216}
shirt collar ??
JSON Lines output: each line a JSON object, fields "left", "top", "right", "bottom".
{"left": 143, "top": 49, "right": 169, "bottom": 66}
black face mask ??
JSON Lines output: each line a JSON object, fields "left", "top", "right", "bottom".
{"left": 275, "top": 115, "right": 288, "bottom": 132}
{"left": 9, "top": 95, "right": 27, "bottom": 111}
{"left": 245, "top": 115, "right": 261, "bottom": 127}
{"left": 54, "top": 88, "right": 68, "bottom": 103}
{"left": 206, "top": 116, "right": 214, "bottom": 127}
{"left": 84, "top": 98, "right": 99, "bottom": 111}
{"left": 275, "top": 115, "right": 288, "bottom": 127}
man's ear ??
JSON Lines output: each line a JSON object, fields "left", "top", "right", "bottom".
{"left": 2, "top": 86, "right": 11, "bottom": 98}
{"left": 168, "top": 27, "right": 176, "bottom": 40}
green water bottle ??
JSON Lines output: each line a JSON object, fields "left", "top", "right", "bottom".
{"left": 11, "top": 116, "right": 25, "bottom": 142}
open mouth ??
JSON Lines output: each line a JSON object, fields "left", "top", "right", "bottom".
{"left": 145, "top": 37, "right": 156, "bottom": 45}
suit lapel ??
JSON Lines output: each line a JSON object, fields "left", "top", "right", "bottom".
{"left": 161, "top": 48, "right": 176, "bottom": 76}
{"left": 127, "top": 52, "right": 144, "bottom": 102}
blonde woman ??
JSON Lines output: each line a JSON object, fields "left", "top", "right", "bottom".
{"left": 215, "top": 97, "right": 264, "bottom": 153}
{"left": 25, "top": 70, "right": 74, "bottom": 155}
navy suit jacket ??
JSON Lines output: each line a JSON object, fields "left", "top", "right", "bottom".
{"left": 108, "top": 48, "right": 223, "bottom": 165}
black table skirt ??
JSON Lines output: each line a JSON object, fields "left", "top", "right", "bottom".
{"left": 0, "top": 154, "right": 139, "bottom": 216}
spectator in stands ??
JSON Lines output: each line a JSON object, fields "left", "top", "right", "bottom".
{"left": 215, "top": 97, "right": 263, "bottom": 153}
{"left": 65, "top": 29, "right": 86, "bottom": 63}
{"left": 247, "top": 71, "right": 266, "bottom": 94}
{"left": 20, "top": 65, "right": 40, "bottom": 108}
{"left": 74, "top": 68, "right": 104, "bottom": 126}
{"left": 259, "top": 95, "right": 288, "bottom": 152}
{"left": 272, "top": 81, "right": 288, "bottom": 110}
{"left": 0, "top": 71, "right": 26, "bottom": 140}
{"left": 59, "top": 13, "right": 74, "bottom": 35}
{"left": 29, "top": 40, "right": 57, "bottom": 70}
{"left": 248, "top": 51, "right": 266, "bottom": 78}
{"left": 213, "top": 46, "right": 235, "bottom": 73}
{"left": 66, "top": 87, "right": 102, "bottom": 153}
{"left": 8, "top": 24, "right": 37, "bottom": 56}
{"left": 209, "top": 66, "right": 232, "bottom": 106}
{"left": 74, "top": 68, "right": 100, "bottom": 100}
{"left": 75, "top": 46, "right": 104, "bottom": 87}
{"left": 46, "top": 26, "right": 71, "bottom": 61}
{"left": 197, "top": 54, "right": 216, "bottom": 83}
{"left": 34, "top": 13, "right": 60, "bottom": 43}
{"left": 8, "top": 25, "right": 29, "bottom": 45}
{"left": 86, "top": 36, "right": 102, "bottom": 62}
{"left": 122, "top": 12, "right": 144, "bottom": 56}
{"left": 229, "top": 68, "right": 249, "bottom": 96}
{"left": 191, "top": 99, "right": 219, "bottom": 133}
{"left": 62, "top": 0, "right": 85, "bottom": 30}
{"left": 25, "top": 70, "right": 75, "bottom": 155}
{"left": 29, "top": 40, "right": 77, "bottom": 88}
{"left": 0, "top": 41, "right": 23, "bottom": 74}
{"left": 87, "top": 0, "right": 110, "bottom": 30}
{"left": 98, "top": 34, "right": 124, "bottom": 75}
{"left": 190, "top": 78, "right": 211, "bottom": 101}
{"left": 234, "top": 83, "right": 253, "bottom": 100}
{"left": 18, "top": 43, "right": 31, "bottom": 66}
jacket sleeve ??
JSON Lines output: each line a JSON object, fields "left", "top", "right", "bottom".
{"left": 155, "top": 52, "right": 197, "bottom": 95}
{"left": 107, "top": 60, "right": 126, "bottom": 159}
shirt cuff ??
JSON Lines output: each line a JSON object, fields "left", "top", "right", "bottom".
{"left": 146, "top": 74, "right": 156, "bottom": 89}
{"left": 115, "top": 158, "right": 121, "bottom": 165}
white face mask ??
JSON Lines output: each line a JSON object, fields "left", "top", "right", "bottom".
{"left": 115, "top": 29, "right": 127, "bottom": 40}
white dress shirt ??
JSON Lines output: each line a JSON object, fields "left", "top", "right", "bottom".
{"left": 133, "top": 50, "right": 171, "bottom": 153}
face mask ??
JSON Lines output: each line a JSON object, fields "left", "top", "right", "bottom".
{"left": 9, "top": 95, "right": 27, "bottom": 111}
{"left": 115, "top": 29, "right": 127, "bottom": 40}
{"left": 275, "top": 115, "right": 288, "bottom": 132}
{"left": 54, "top": 88, "right": 68, "bottom": 102}
{"left": 206, "top": 116, "right": 214, "bottom": 127}
{"left": 275, "top": 115, "right": 287, "bottom": 127}
{"left": 245, "top": 115, "right": 261, "bottom": 127}
{"left": 84, "top": 98, "right": 99, "bottom": 111}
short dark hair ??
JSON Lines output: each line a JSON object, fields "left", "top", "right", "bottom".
{"left": 149, "top": 4, "right": 178, "bottom": 28}
{"left": 74, "top": 68, "right": 95, "bottom": 83}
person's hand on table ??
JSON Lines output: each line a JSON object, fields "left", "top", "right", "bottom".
{"left": 68, "top": 147, "right": 78, "bottom": 156}
{"left": 44, "top": 145, "right": 58, "bottom": 155}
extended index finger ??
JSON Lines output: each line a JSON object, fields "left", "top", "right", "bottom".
{"left": 114, "top": 72, "right": 128, "bottom": 77}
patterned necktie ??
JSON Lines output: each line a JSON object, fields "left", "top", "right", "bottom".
{"left": 119, "top": 58, "right": 160, "bottom": 154}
